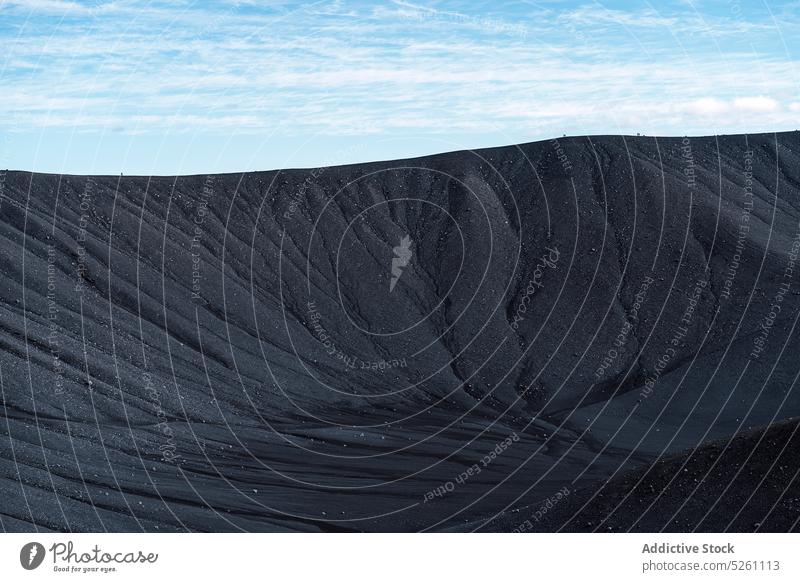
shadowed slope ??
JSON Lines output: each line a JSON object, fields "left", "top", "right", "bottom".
{"left": 1, "top": 132, "right": 799, "bottom": 531}
{"left": 479, "top": 417, "right": 800, "bottom": 532}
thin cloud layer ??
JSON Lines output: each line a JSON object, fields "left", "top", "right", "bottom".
{"left": 1, "top": 0, "right": 798, "bottom": 173}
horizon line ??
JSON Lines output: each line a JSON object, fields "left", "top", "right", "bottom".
{"left": 4, "top": 129, "right": 797, "bottom": 178}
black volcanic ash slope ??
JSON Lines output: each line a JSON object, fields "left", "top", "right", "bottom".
{"left": 1, "top": 132, "right": 800, "bottom": 532}
{"left": 479, "top": 417, "right": 800, "bottom": 533}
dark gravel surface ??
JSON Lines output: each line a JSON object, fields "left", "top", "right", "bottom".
{"left": 1, "top": 132, "right": 799, "bottom": 531}
{"left": 478, "top": 417, "right": 800, "bottom": 532}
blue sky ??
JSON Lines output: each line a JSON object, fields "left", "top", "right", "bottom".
{"left": 1, "top": 0, "right": 799, "bottom": 175}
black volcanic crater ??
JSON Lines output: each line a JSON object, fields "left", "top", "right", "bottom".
{"left": 1, "top": 132, "right": 800, "bottom": 532}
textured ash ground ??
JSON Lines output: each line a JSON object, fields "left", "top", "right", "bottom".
{"left": 1, "top": 132, "right": 799, "bottom": 532}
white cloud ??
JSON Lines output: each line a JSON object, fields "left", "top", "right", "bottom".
{"left": 2, "top": 0, "right": 90, "bottom": 13}
{"left": 0, "top": 1, "right": 798, "bottom": 142}
{"left": 681, "top": 96, "right": 784, "bottom": 117}
{"left": 732, "top": 96, "right": 780, "bottom": 112}
{"left": 558, "top": 3, "right": 775, "bottom": 35}
{"left": 560, "top": 5, "right": 679, "bottom": 29}
{"left": 684, "top": 98, "right": 731, "bottom": 116}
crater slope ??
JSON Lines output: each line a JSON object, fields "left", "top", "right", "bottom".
{"left": 1, "top": 132, "right": 800, "bottom": 531}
